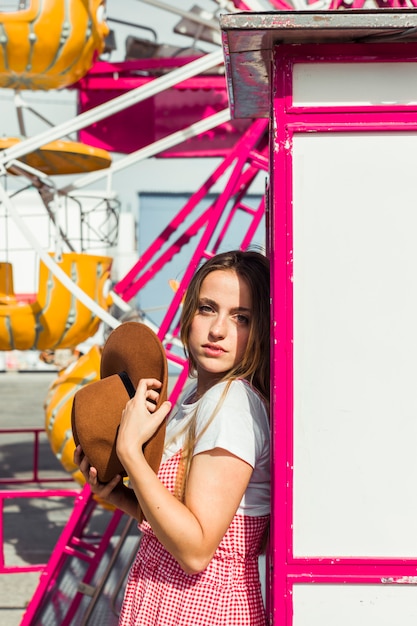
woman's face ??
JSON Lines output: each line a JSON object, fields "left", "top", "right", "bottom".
{"left": 188, "top": 269, "right": 252, "bottom": 395}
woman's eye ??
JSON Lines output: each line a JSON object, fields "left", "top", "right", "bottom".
{"left": 198, "top": 304, "right": 213, "bottom": 314}
{"left": 236, "top": 314, "right": 250, "bottom": 325}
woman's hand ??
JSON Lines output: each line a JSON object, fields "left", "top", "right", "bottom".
{"left": 73, "top": 444, "right": 139, "bottom": 516}
{"left": 73, "top": 444, "right": 122, "bottom": 498}
{"left": 116, "top": 378, "right": 171, "bottom": 469}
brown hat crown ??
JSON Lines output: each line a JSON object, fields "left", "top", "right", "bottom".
{"left": 71, "top": 321, "right": 168, "bottom": 484}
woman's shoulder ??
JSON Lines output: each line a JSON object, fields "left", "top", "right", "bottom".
{"left": 194, "top": 379, "right": 270, "bottom": 458}
{"left": 203, "top": 379, "right": 268, "bottom": 414}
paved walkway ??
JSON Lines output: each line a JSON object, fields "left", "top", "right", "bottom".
{"left": 0, "top": 371, "right": 78, "bottom": 626}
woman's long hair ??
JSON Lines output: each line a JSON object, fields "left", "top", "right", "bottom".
{"left": 174, "top": 249, "right": 270, "bottom": 501}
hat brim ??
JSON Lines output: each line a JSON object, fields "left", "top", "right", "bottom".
{"left": 71, "top": 322, "right": 168, "bottom": 484}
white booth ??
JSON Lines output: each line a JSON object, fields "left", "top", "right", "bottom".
{"left": 221, "top": 10, "right": 417, "bottom": 625}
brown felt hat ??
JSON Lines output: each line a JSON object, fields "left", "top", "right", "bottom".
{"left": 71, "top": 321, "right": 168, "bottom": 484}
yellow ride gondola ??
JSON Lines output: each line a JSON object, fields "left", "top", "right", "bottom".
{"left": 0, "top": 251, "right": 113, "bottom": 351}
{"left": 0, "top": 137, "right": 112, "bottom": 175}
{"left": 0, "top": 0, "right": 108, "bottom": 90}
{"left": 0, "top": 2, "right": 113, "bottom": 175}
{"left": 44, "top": 342, "right": 101, "bottom": 484}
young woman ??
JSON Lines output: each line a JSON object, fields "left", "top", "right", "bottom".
{"left": 75, "top": 249, "right": 270, "bottom": 625}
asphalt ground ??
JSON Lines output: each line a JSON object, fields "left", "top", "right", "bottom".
{"left": 0, "top": 370, "right": 77, "bottom": 626}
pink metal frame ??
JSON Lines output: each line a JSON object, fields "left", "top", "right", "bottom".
{"left": 114, "top": 117, "right": 268, "bottom": 407}
{"left": 13, "top": 119, "right": 269, "bottom": 625}
{"left": 21, "top": 484, "right": 124, "bottom": 626}
{"left": 77, "top": 57, "right": 252, "bottom": 157}
{"left": 0, "top": 488, "right": 80, "bottom": 574}
{"left": 0, "top": 428, "right": 74, "bottom": 485}
{"left": 270, "top": 42, "right": 417, "bottom": 625}
{"left": 256, "top": 0, "right": 417, "bottom": 9}
{"left": 0, "top": 429, "right": 80, "bottom": 577}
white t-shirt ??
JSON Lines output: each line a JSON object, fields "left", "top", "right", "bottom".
{"left": 163, "top": 379, "right": 270, "bottom": 516}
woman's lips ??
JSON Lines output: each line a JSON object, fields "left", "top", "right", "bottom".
{"left": 202, "top": 344, "right": 225, "bottom": 356}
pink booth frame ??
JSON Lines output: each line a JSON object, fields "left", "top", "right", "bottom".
{"left": 269, "top": 41, "right": 417, "bottom": 624}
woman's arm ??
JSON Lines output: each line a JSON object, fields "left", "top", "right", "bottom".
{"left": 74, "top": 445, "right": 139, "bottom": 518}
{"left": 123, "top": 445, "right": 252, "bottom": 575}
{"left": 117, "top": 379, "right": 253, "bottom": 575}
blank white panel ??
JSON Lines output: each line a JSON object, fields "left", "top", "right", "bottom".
{"left": 293, "top": 584, "right": 417, "bottom": 626}
{"left": 292, "top": 132, "right": 417, "bottom": 557}
{"left": 293, "top": 63, "right": 417, "bottom": 106}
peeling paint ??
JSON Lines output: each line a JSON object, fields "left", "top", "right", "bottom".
{"left": 220, "top": 12, "right": 417, "bottom": 118}
{"left": 381, "top": 576, "right": 417, "bottom": 584}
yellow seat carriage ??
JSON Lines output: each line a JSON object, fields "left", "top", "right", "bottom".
{"left": 0, "top": 0, "right": 108, "bottom": 91}
{"left": 0, "top": 252, "right": 113, "bottom": 351}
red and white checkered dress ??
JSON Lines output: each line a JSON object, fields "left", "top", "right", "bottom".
{"left": 119, "top": 449, "right": 269, "bottom": 626}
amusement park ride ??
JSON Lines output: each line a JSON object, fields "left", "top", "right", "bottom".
{"left": 0, "top": 0, "right": 415, "bottom": 624}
